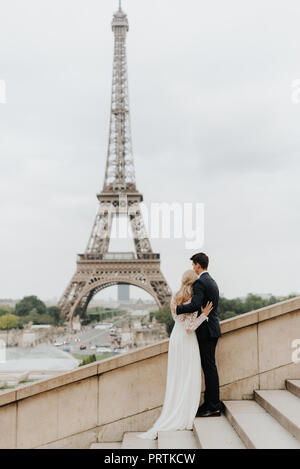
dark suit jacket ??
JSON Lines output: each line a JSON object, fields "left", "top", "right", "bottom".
{"left": 176, "top": 272, "right": 221, "bottom": 338}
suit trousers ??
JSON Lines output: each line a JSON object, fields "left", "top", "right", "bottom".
{"left": 196, "top": 321, "right": 220, "bottom": 411}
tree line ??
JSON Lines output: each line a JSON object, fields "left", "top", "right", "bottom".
{"left": 151, "top": 293, "right": 297, "bottom": 337}
{"left": 0, "top": 296, "right": 63, "bottom": 330}
{"left": 81, "top": 307, "right": 127, "bottom": 326}
{"left": 0, "top": 296, "right": 128, "bottom": 330}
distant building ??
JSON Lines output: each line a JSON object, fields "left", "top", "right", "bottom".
{"left": 121, "top": 331, "right": 134, "bottom": 348}
{"left": 131, "top": 309, "right": 149, "bottom": 317}
{"left": 0, "top": 299, "right": 19, "bottom": 308}
{"left": 20, "top": 332, "right": 36, "bottom": 347}
{"left": 118, "top": 284, "right": 130, "bottom": 303}
{"left": 132, "top": 319, "right": 142, "bottom": 329}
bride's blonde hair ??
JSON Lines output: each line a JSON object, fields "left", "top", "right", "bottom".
{"left": 174, "top": 270, "right": 198, "bottom": 306}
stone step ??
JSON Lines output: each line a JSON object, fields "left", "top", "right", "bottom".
{"left": 90, "top": 442, "right": 122, "bottom": 449}
{"left": 225, "top": 400, "right": 300, "bottom": 449}
{"left": 122, "top": 432, "right": 158, "bottom": 449}
{"left": 255, "top": 390, "right": 300, "bottom": 442}
{"left": 286, "top": 380, "right": 300, "bottom": 399}
{"left": 157, "top": 430, "right": 199, "bottom": 449}
{"left": 193, "top": 414, "right": 245, "bottom": 449}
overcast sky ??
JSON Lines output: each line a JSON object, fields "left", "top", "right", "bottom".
{"left": 1, "top": 0, "right": 300, "bottom": 302}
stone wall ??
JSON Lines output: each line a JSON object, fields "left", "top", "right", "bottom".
{"left": 0, "top": 296, "right": 299, "bottom": 449}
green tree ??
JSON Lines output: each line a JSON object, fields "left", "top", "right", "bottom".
{"left": 84, "top": 307, "right": 127, "bottom": 326}
{"left": 15, "top": 296, "right": 47, "bottom": 317}
{"left": 220, "top": 310, "right": 236, "bottom": 320}
{"left": 18, "top": 312, "right": 56, "bottom": 327}
{"left": 79, "top": 354, "right": 97, "bottom": 366}
{"left": 0, "top": 314, "right": 19, "bottom": 330}
{"left": 244, "top": 293, "right": 268, "bottom": 312}
{"left": 218, "top": 293, "right": 298, "bottom": 321}
{"left": 149, "top": 311, "right": 155, "bottom": 322}
{"left": 0, "top": 306, "right": 14, "bottom": 317}
{"left": 152, "top": 305, "right": 174, "bottom": 337}
{"left": 46, "top": 306, "right": 62, "bottom": 325}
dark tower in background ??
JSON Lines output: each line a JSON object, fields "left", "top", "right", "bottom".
{"left": 118, "top": 284, "right": 130, "bottom": 303}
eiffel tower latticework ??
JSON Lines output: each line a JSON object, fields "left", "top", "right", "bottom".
{"left": 58, "top": 2, "right": 172, "bottom": 322}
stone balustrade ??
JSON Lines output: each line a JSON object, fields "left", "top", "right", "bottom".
{"left": 0, "top": 296, "right": 300, "bottom": 449}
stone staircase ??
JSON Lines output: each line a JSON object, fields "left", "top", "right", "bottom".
{"left": 90, "top": 380, "right": 300, "bottom": 449}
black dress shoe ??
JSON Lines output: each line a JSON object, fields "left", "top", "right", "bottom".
{"left": 219, "top": 401, "right": 225, "bottom": 413}
{"left": 197, "top": 409, "right": 221, "bottom": 418}
{"left": 196, "top": 403, "right": 208, "bottom": 417}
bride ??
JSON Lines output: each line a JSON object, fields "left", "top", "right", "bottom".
{"left": 138, "top": 270, "right": 213, "bottom": 440}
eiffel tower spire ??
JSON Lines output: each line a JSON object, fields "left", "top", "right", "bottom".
{"left": 58, "top": 5, "right": 172, "bottom": 323}
{"left": 104, "top": 2, "right": 135, "bottom": 193}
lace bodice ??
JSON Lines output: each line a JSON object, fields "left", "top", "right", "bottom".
{"left": 170, "top": 294, "right": 208, "bottom": 333}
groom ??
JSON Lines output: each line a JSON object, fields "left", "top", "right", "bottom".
{"left": 176, "top": 252, "right": 222, "bottom": 417}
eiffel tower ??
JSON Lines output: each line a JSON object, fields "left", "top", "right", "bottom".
{"left": 58, "top": 1, "right": 172, "bottom": 322}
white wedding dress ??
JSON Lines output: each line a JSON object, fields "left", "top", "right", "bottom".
{"left": 138, "top": 295, "right": 208, "bottom": 440}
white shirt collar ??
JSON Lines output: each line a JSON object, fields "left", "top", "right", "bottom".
{"left": 199, "top": 271, "right": 208, "bottom": 278}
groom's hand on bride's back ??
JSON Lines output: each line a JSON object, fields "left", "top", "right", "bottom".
{"left": 201, "top": 301, "right": 213, "bottom": 316}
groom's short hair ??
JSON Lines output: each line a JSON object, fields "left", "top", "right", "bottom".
{"left": 190, "top": 252, "right": 209, "bottom": 269}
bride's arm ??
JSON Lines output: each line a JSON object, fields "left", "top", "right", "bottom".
{"left": 185, "top": 301, "right": 213, "bottom": 332}
{"left": 185, "top": 313, "right": 208, "bottom": 332}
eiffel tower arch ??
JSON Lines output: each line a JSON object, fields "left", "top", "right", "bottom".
{"left": 58, "top": 2, "right": 172, "bottom": 323}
